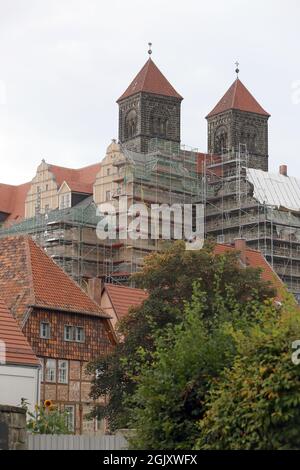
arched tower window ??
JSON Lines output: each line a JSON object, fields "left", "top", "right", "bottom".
{"left": 214, "top": 126, "right": 228, "bottom": 154}
{"left": 241, "top": 125, "right": 257, "bottom": 153}
{"left": 150, "top": 107, "right": 170, "bottom": 138}
{"left": 125, "top": 109, "right": 137, "bottom": 139}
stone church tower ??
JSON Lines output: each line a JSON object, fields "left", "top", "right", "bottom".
{"left": 117, "top": 57, "right": 183, "bottom": 153}
{"left": 206, "top": 77, "right": 270, "bottom": 171}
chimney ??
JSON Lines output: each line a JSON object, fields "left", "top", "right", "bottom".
{"left": 234, "top": 238, "right": 247, "bottom": 265}
{"left": 87, "top": 278, "right": 102, "bottom": 305}
{"left": 279, "top": 165, "right": 288, "bottom": 177}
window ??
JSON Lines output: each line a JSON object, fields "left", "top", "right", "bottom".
{"left": 107, "top": 168, "right": 110, "bottom": 176}
{"left": 65, "top": 405, "right": 75, "bottom": 433}
{"left": 39, "top": 358, "right": 44, "bottom": 382}
{"left": 59, "top": 193, "right": 71, "bottom": 210}
{"left": 45, "top": 359, "right": 56, "bottom": 383}
{"left": 75, "top": 327, "right": 85, "bottom": 343}
{"left": 125, "top": 109, "right": 137, "bottom": 139}
{"left": 58, "top": 360, "right": 69, "bottom": 384}
{"left": 40, "top": 322, "right": 50, "bottom": 339}
{"left": 105, "top": 190, "right": 111, "bottom": 201}
{"left": 64, "top": 325, "right": 73, "bottom": 342}
{"left": 64, "top": 325, "right": 85, "bottom": 343}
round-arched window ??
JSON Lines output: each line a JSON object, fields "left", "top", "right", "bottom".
{"left": 214, "top": 126, "right": 228, "bottom": 154}
{"left": 125, "top": 109, "right": 137, "bottom": 139}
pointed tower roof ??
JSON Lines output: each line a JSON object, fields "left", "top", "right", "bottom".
{"left": 117, "top": 58, "right": 183, "bottom": 102}
{"left": 206, "top": 78, "right": 270, "bottom": 118}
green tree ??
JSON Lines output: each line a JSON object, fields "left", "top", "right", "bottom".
{"left": 196, "top": 296, "right": 300, "bottom": 450}
{"left": 127, "top": 278, "right": 272, "bottom": 450}
{"left": 89, "top": 241, "right": 276, "bottom": 431}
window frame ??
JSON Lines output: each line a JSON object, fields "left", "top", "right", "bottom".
{"left": 64, "top": 325, "right": 74, "bottom": 342}
{"left": 75, "top": 327, "right": 85, "bottom": 343}
{"left": 40, "top": 321, "right": 51, "bottom": 340}
{"left": 58, "top": 360, "right": 69, "bottom": 384}
{"left": 45, "top": 359, "right": 56, "bottom": 383}
{"left": 65, "top": 405, "right": 75, "bottom": 433}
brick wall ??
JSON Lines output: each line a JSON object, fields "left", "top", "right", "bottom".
{"left": 22, "top": 308, "right": 112, "bottom": 434}
{"left": 118, "top": 92, "right": 181, "bottom": 153}
{"left": 207, "top": 109, "right": 269, "bottom": 171}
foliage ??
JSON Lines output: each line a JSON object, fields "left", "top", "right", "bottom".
{"left": 89, "top": 241, "right": 276, "bottom": 431}
{"left": 127, "top": 280, "right": 269, "bottom": 450}
{"left": 196, "top": 296, "right": 300, "bottom": 450}
{"left": 22, "top": 399, "right": 71, "bottom": 435}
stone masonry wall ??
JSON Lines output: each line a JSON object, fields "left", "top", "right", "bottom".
{"left": 0, "top": 405, "right": 27, "bottom": 450}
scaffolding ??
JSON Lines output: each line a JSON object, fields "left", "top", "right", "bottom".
{"left": 201, "top": 146, "right": 300, "bottom": 300}
{"left": 0, "top": 198, "right": 115, "bottom": 288}
{"left": 0, "top": 139, "right": 203, "bottom": 287}
{"left": 108, "top": 138, "right": 203, "bottom": 280}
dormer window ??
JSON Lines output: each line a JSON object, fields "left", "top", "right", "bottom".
{"left": 59, "top": 193, "right": 71, "bottom": 210}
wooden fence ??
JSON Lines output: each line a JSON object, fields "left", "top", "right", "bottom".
{"left": 27, "top": 434, "right": 128, "bottom": 450}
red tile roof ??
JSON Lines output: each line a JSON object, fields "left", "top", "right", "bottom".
{"left": 0, "top": 235, "right": 110, "bottom": 324}
{"left": 49, "top": 162, "right": 101, "bottom": 194}
{"left": 0, "top": 162, "right": 100, "bottom": 225}
{"left": 0, "top": 296, "right": 39, "bottom": 366}
{"left": 117, "top": 58, "right": 183, "bottom": 102}
{"left": 0, "top": 182, "right": 31, "bottom": 223}
{"left": 104, "top": 284, "right": 148, "bottom": 321}
{"left": 214, "top": 243, "right": 283, "bottom": 297}
{"left": 206, "top": 78, "right": 270, "bottom": 118}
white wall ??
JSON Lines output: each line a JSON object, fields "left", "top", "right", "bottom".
{"left": 0, "top": 364, "right": 40, "bottom": 414}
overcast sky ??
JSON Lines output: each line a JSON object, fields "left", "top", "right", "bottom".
{"left": 0, "top": 0, "right": 299, "bottom": 184}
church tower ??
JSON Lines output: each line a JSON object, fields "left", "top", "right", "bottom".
{"left": 117, "top": 52, "right": 183, "bottom": 154}
{"left": 206, "top": 73, "right": 270, "bottom": 171}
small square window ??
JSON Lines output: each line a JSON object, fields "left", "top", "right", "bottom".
{"left": 40, "top": 322, "right": 50, "bottom": 339}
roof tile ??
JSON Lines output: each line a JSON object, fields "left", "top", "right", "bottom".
{"left": 0, "top": 235, "right": 109, "bottom": 323}
{"left": 104, "top": 284, "right": 148, "bottom": 320}
{"left": 206, "top": 78, "right": 270, "bottom": 118}
{"left": 117, "top": 58, "right": 182, "bottom": 102}
{"left": 0, "top": 296, "right": 39, "bottom": 366}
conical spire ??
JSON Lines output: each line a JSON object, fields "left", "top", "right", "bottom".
{"left": 117, "top": 58, "right": 182, "bottom": 102}
{"left": 206, "top": 78, "right": 270, "bottom": 118}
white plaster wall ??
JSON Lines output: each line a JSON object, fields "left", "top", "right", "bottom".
{"left": 0, "top": 365, "right": 40, "bottom": 414}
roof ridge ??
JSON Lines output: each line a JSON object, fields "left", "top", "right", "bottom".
{"left": 231, "top": 79, "right": 239, "bottom": 108}
{"left": 24, "top": 237, "right": 37, "bottom": 307}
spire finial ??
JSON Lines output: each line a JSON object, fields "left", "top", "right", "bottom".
{"left": 148, "top": 42, "right": 152, "bottom": 57}
{"left": 235, "top": 61, "right": 240, "bottom": 78}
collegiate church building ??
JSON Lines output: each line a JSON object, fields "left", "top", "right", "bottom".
{"left": 0, "top": 53, "right": 300, "bottom": 299}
